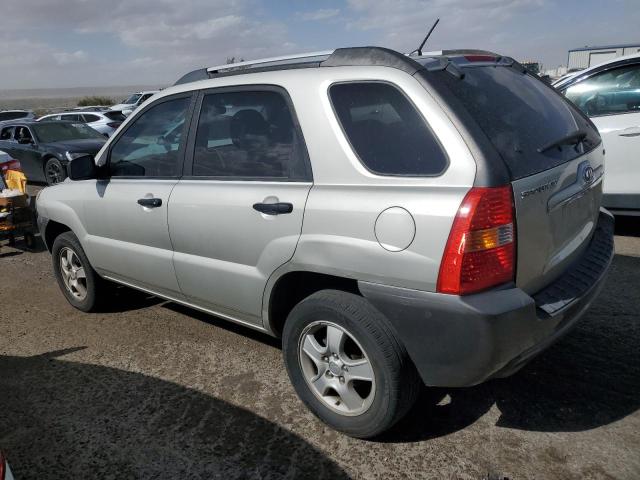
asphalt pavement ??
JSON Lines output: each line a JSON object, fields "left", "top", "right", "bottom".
{"left": 0, "top": 214, "right": 639, "bottom": 479}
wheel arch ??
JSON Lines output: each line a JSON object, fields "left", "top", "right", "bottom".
{"left": 43, "top": 220, "right": 71, "bottom": 252}
{"left": 264, "top": 269, "right": 361, "bottom": 337}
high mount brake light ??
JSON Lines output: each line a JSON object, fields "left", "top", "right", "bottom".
{"left": 437, "top": 186, "right": 516, "bottom": 295}
{"left": 464, "top": 55, "right": 498, "bottom": 62}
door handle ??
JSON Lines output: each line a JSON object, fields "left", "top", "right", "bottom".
{"left": 618, "top": 126, "right": 640, "bottom": 137}
{"left": 253, "top": 202, "right": 293, "bottom": 215}
{"left": 137, "top": 197, "right": 162, "bottom": 208}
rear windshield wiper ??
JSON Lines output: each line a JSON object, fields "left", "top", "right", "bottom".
{"left": 537, "top": 130, "right": 588, "bottom": 153}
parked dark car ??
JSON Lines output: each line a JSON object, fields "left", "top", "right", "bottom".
{"left": 0, "top": 120, "right": 106, "bottom": 184}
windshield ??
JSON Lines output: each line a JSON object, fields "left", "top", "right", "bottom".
{"left": 33, "top": 123, "right": 105, "bottom": 143}
{"left": 123, "top": 94, "right": 142, "bottom": 105}
{"left": 419, "top": 59, "right": 600, "bottom": 179}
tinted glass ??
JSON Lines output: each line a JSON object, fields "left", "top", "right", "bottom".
{"left": 83, "top": 114, "right": 101, "bottom": 122}
{"left": 123, "top": 94, "right": 141, "bottom": 105}
{"left": 104, "top": 111, "right": 126, "bottom": 122}
{"left": 192, "top": 90, "right": 309, "bottom": 180}
{"left": 33, "top": 123, "right": 105, "bottom": 142}
{"left": 0, "top": 111, "right": 29, "bottom": 121}
{"left": 329, "top": 82, "right": 448, "bottom": 176}
{"left": 564, "top": 64, "right": 640, "bottom": 116}
{"left": 0, "top": 127, "right": 13, "bottom": 140}
{"left": 425, "top": 64, "right": 600, "bottom": 180}
{"left": 109, "top": 96, "right": 190, "bottom": 177}
{"left": 61, "top": 114, "right": 82, "bottom": 122}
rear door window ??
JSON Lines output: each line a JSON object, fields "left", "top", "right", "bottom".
{"left": 329, "top": 82, "right": 448, "bottom": 176}
{"left": 82, "top": 114, "right": 101, "bottom": 122}
{"left": 190, "top": 89, "right": 310, "bottom": 180}
{"left": 422, "top": 62, "right": 600, "bottom": 180}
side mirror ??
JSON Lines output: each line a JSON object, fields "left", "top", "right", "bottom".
{"left": 18, "top": 137, "right": 33, "bottom": 145}
{"left": 68, "top": 154, "right": 99, "bottom": 181}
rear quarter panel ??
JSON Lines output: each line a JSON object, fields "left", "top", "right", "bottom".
{"left": 265, "top": 67, "right": 477, "bottom": 295}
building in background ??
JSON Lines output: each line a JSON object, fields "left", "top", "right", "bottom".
{"left": 568, "top": 43, "right": 640, "bottom": 70}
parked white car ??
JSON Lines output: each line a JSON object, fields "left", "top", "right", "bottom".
{"left": 110, "top": 91, "right": 159, "bottom": 117}
{"left": 555, "top": 53, "right": 640, "bottom": 215}
{"left": 37, "top": 111, "right": 125, "bottom": 137}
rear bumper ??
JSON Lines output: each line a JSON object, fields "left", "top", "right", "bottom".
{"left": 602, "top": 193, "right": 640, "bottom": 216}
{"left": 359, "top": 209, "right": 615, "bottom": 387}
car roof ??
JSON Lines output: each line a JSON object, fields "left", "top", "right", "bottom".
{"left": 41, "top": 111, "right": 105, "bottom": 117}
{"left": 0, "top": 119, "right": 77, "bottom": 127}
{"left": 173, "top": 46, "right": 506, "bottom": 87}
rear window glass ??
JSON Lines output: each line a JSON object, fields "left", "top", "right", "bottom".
{"left": 105, "top": 111, "right": 126, "bottom": 122}
{"left": 82, "top": 114, "right": 101, "bottom": 122}
{"left": 329, "top": 82, "right": 448, "bottom": 176}
{"left": 425, "top": 64, "right": 600, "bottom": 180}
{"left": 0, "top": 111, "right": 29, "bottom": 121}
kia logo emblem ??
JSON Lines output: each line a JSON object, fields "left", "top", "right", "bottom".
{"left": 583, "top": 166, "right": 594, "bottom": 183}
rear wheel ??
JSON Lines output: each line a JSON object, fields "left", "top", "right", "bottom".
{"left": 44, "top": 157, "right": 67, "bottom": 185}
{"left": 52, "top": 232, "right": 102, "bottom": 312}
{"left": 283, "top": 290, "right": 420, "bottom": 438}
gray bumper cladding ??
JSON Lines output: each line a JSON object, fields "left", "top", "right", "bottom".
{"left": 359, "top": 210, "right": 615, "bottom": 388}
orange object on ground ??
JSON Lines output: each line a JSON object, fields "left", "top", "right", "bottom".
{"left": 4, "top": 170, "right": 27, "bottom": 193}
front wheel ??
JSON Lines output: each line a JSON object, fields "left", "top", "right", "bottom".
{"left": 283, "top": 290, "right": 420, "bottom": 438}
{"left": 44, "top": 157, "right": 67, "bottom": 185}
{"left": 52, "top": 232, "right": 102, "bottom": 312}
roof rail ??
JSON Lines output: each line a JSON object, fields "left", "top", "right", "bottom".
{"left": 206, "top": 50, "right": 335, "bottom": 74}
{"left": 173, "top": 46, "right": 441, "bottom": 86}
{"left": 411, "top": 49, "right": 501, "bottom": 58}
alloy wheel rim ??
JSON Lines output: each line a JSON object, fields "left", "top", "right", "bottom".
{"left": 46, "top": 162, "right": 62, "bottom": 184}
{"left": 298, "top": 321, "right": 376, "bottom": 416}
{"left": 59, "top": 247, "right": 87, "bottom": 300}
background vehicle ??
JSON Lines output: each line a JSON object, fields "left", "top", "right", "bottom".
{"left": 38, "top": 111, "right": 125, "bottom": 137}
{"left": 37, "top": 47, "right": 613, "bottom": 438}
{"left": 110, "top": 90, "right": 159, "bottom": 117}
{"left": 0, "top": 110, "right": 35, "bottom": 122}
{"left": 0, "top": 120, "right": 106, "bottom": 184}
{"left": 555, "top": 52, "right": 640, "bottom": 215}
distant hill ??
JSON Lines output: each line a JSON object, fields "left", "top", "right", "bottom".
{"left": 0, "top": 85, "right": 165, "bottom": 113}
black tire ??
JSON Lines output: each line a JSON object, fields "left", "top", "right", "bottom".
{"left": 283, "top": 290, "right": 420, "bottom": 438}
{"left": 44, "top": 157, "right": 67, "bottom": 185}
{"left": 52, "top": 231, "right": 102, "bottom": 312}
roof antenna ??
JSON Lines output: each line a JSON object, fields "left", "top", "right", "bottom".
{"left": 411, "top": 18, "right": 440, "bottom": 56}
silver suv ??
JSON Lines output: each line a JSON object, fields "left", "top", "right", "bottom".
{"left": 36, "top": 47, "right": 614, "bottom": 438}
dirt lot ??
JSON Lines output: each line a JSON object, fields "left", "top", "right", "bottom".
{"left": 1, "top": 215, "right": 639, "bottom": 479}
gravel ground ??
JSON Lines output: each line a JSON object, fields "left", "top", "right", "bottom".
{"left": 0, "top": 214, "right": 639, "bottom": 480}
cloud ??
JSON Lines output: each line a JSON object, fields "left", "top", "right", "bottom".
{"left": 296, "top": 8, "right": 341, "bottom": 21}
{"left": 53, "top": 50, "right": 88, "bottom": 66}
{"left": 0, "top": 0, "right": 296, "bottom": 88}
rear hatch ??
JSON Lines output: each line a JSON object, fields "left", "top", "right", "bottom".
{"left": 418, "top": 55, "right": 603, "bottom": 293}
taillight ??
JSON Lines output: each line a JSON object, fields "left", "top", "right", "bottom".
{"left": 0, "top": 159, "right": 22, "bottom": 172}
{"left": 437, "top": 186, "right": 515, "bottom": 295}
{"left": 107, "top": 122, "right": 121, "bottom": 129}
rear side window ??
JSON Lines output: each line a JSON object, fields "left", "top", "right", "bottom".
{"left": 82, "top": 114, "right": 101, "bottom": 122}
{"left": 329, "top": 82, "right": 448, "bottom": 176}
{"left": 426, "top": 64, "right": 600, "bottom": 180}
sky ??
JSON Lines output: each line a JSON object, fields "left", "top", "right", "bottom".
{"left": 1, "top": 0, "right": 639, "bottom": 90}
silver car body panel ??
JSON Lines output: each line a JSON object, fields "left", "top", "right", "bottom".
{"left": 42, "top": 63, "right": 596, "bottom": 334}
